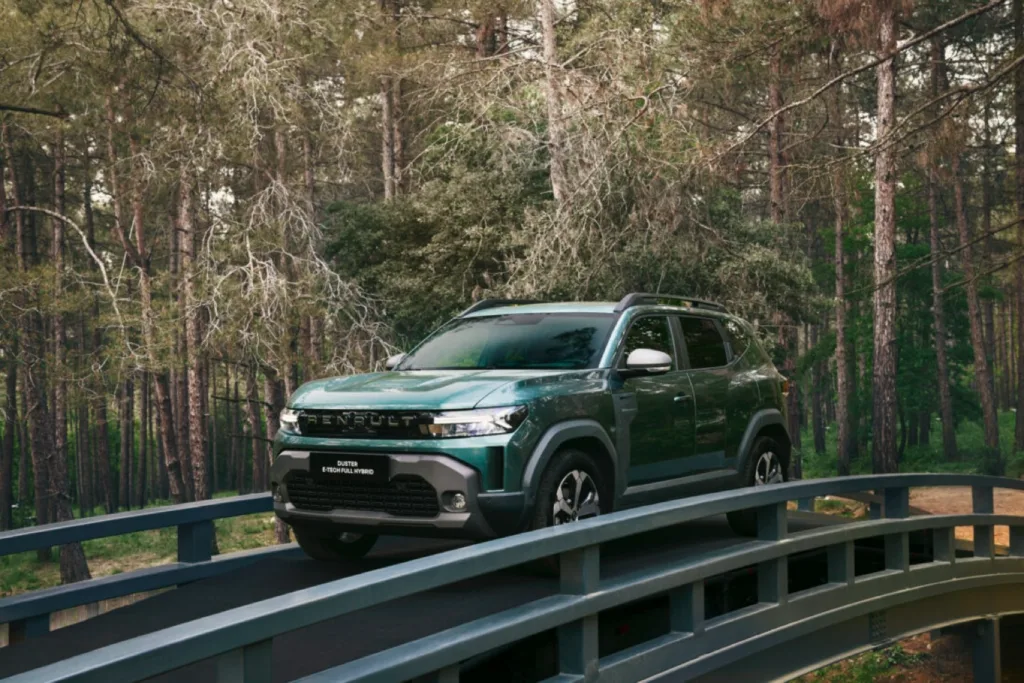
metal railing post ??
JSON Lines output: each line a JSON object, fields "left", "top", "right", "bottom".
{"left": 933, "top": 526, "right": 956, "bottom": 565}
{"left": 178, "top": 519, "right": 215, "bottom": 563}
{"left": 216, "top": 639, "right": 272, "bottom": 683}
{"left": 1010, "top": 526, "right": 1024, "bottom": 557}
{"left": 972, "top": 486, "right": 995, "bottom": 559}
{"left": 669, "top": 581, "right": 704, "bottom": 635}
{"left": 558, "top": 545, "right": 600, "bottom": 681}
{"left": 757, "top": 502, "right": 788, "bottom": 604}
{"left": 827, "top": 542, "right": 855, "bottom": 586}
{"left": 883, "top": 487, "right": 909, "bottom": 572}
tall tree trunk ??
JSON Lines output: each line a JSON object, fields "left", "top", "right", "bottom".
{"left": 179, "top": 170, "right": 210, "bottom": 501}
{"left": 171, "top": 212, "right": 194, "bottom": 502}
{"left": 540, "top": 0, "right": 568, "bottom": 205}
{"left": 927, "top": 38, "right": 959, "bottom": 462}
{"left": 0, "top": 141, "right": 12, "bottom": 530}
{"left": 262, "top": 371, "right": 289, "bottom": 543}
{"left": 235, "top": 373, "right": 246, "bottom": 493}
{"left": 244, "top": 364, "right": 265, "bottom": 493}
{"left": 118, "top": 378, "right": 132, "bottom": 510}
{"left": 135, "top": 374, "right": 148, "bottom": 508}
{"left": 51, "top": 123, "right": 91, "bottom": 582}
{"left": 1015, "top": 0, "right": 1024, "bottom": 451}
{"left": 952, "top": 152, "right": 1000, "bottom": 454}
{"left": 811, "top": 324, "right": 826, "bottom": 456}
{"left": 1, "top": 356, "right": 14, "bottom": 530}
{"left": 981, "top": 108, "right": 997, "bottom": 411}
{"left": 833, "top": 147, "right": 855, "bottom": 476}
{"left": 77, "top": 398, "right": 90, "bottom": 516}
{"left": 82, "top": 147, "right": 113, "bottom": 513}
{"left": 871, "top": 3, "right": 900, "bottom": 473}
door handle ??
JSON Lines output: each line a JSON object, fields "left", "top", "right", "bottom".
{"left": 674, "top": 393, "right": 691, "bottom": 403}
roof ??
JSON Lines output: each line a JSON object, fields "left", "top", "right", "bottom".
{"left": 460, "top": 301, "right": 730, "bottom": 319}
{"left": 461, "top": 302, "right": 619, "bottom": 317}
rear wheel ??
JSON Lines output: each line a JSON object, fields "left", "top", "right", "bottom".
{"left": 727, "top": 436, "right": 787, "bottom": 537}
{"left": 293, "top": 527, "right": 378, "bottom": 561}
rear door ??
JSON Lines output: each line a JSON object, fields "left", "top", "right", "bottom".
{"left": 677, "top": 316, "right": 732, "bottom": 473}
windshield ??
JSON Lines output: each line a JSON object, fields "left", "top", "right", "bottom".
{"left": 397, "top": 313, "right": 616, "bottom": 371}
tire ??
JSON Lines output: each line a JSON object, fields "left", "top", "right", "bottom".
{"left": 726, "top": 435, "right": 787, "bottom": 538}
{"left": 528, "top": 448, "right": 610, "bottom": 574}
{"left": 293, "top": 527, "right": 378, "bottom": 561}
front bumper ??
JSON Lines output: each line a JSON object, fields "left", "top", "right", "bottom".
{"left": 271, "top": 450, "right": 526, "bottom": 540}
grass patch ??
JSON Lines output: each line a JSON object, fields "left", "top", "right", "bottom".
{"left": 797, "top": 644, "right": 927, "bottom": 682}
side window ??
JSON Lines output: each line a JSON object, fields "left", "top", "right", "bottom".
{"left": 722, "top": 318, "right": 752, "bottom": 358}
{"left": 619, "top": 316, "right": 675, "bottom": 369}
{"left": 679, "top": 316, "right": 729, "bottom": 369}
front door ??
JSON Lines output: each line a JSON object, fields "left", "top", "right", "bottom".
{"left": 677, "top": 315, "right": 731, "bottom": 472}
{"left": 618, "top": 315, "right": 697, "bottom": 485}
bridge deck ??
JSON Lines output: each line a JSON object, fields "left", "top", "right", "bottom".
{"left": 0, "top": 512, "right": 935, "bottom": 682}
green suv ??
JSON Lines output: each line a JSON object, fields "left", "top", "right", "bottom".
{"left": 271, "top": 293, "right": 791, "bottom": 561}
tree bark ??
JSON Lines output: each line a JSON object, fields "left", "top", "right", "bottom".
{"left": 540, "top": 0, "right": 568, "bottom": 205}
{"left": 1, "top": 356, "right": 14, "bottom": 530}
{"left": 179, "top": 169, "right": 210, "bottom": 501}
{"left": 871, "top": 2, "right": 900, "bottom": 474}
{"left": 952, "top": 152, "right": 1000, "bottom": 453}
{"left": 244, "top": 364, "right": 265, "bottom": 493}
{"left": 830, "top": 51, "right": 856, "bottom": 477}
{"left": 118, "top": 379, "right": 133, "bottom": 510}
{"left": 135, "top": 374, "right": 148, "bottom": 507}
{"left": 0, "top": 142, "right": 12, "bottom": 530}
{"left": 51, "top": 122, "right": 91, "bottom": 582}
{"left": 981, "top": 107, "right": 997, "bottom": 411}
{"left": 926, "top": 38, "right": 959, "bottom": 462}
{"left": 1015, "top": 0, "right": 1024, "bottom": 451}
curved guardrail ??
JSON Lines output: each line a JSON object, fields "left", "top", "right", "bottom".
{"left": 0, "top": 493, "right": 301, "bottom": 642}
{"left": 4, "top": 474, "right": 1024, "bottom": 683}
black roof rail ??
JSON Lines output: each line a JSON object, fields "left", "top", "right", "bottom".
{"left": 458, "top": 299, "right": 543, "bottom": 316}
{"left": 613, "top": 292, "right": 726, "bottom": 313}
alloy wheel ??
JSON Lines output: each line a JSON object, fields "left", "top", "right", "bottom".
{"left": 754, "top": 450, "right": 784, "bottom": 485}
{"left": 552, "top": 470, "right": 601, "bottom": 524}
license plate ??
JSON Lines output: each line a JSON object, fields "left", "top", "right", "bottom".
{"left": 309, "top": 453, "right": 390, "bottom": 485}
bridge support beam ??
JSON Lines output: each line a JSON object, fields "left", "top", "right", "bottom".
{"left": 971, "top": 617, "right": 1001, "bottom": 683}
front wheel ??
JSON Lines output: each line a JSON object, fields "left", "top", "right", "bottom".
{"left": 293, "top": 527, "right": 379, "bottom": 562}
{"left": 727, "top": 436, "right": 787, "bottom": 537}
{"left": 528, "top": 449, "right": 609, "bottom": 574}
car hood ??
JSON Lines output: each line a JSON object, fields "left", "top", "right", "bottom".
{"left": 287, "top": 369, "right": 562, "bottom": 411}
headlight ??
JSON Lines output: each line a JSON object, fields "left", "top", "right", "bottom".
{"left": 280, "top": 407, "right": 301, "bottom": 434}
{"left": 419, "top": 406, "right": 528, "bottom": 439}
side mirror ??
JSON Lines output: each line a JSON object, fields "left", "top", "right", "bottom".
{"left": 385, "top": 353, "right": 406, "bottom": 370}
{"left": 624, "top": 348, "right": 672, "bottom": 375}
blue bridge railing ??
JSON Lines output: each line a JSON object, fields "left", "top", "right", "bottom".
{"left": 3, "top": 474, "right": 1024, "bottom": 682}
{"left": 0, "top": 493, "right": 300, "bottom": 642}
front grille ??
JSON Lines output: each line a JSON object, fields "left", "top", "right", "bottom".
{"left": 285, "top": 472, "right": 440, "bottom": 518}
{"left": 297, "top": 409, "right": 431, "bottom": 439}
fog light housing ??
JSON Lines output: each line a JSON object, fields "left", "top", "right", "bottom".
{"left": 442, "top": 491, "right": 468, "bottom": 512}
{"left": 272, "top": 484, "right": 284, "bottom": 503}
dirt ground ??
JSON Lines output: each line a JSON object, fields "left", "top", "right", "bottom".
{"left": 909, "top": 486, "right": 1024, "bottom": 547}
